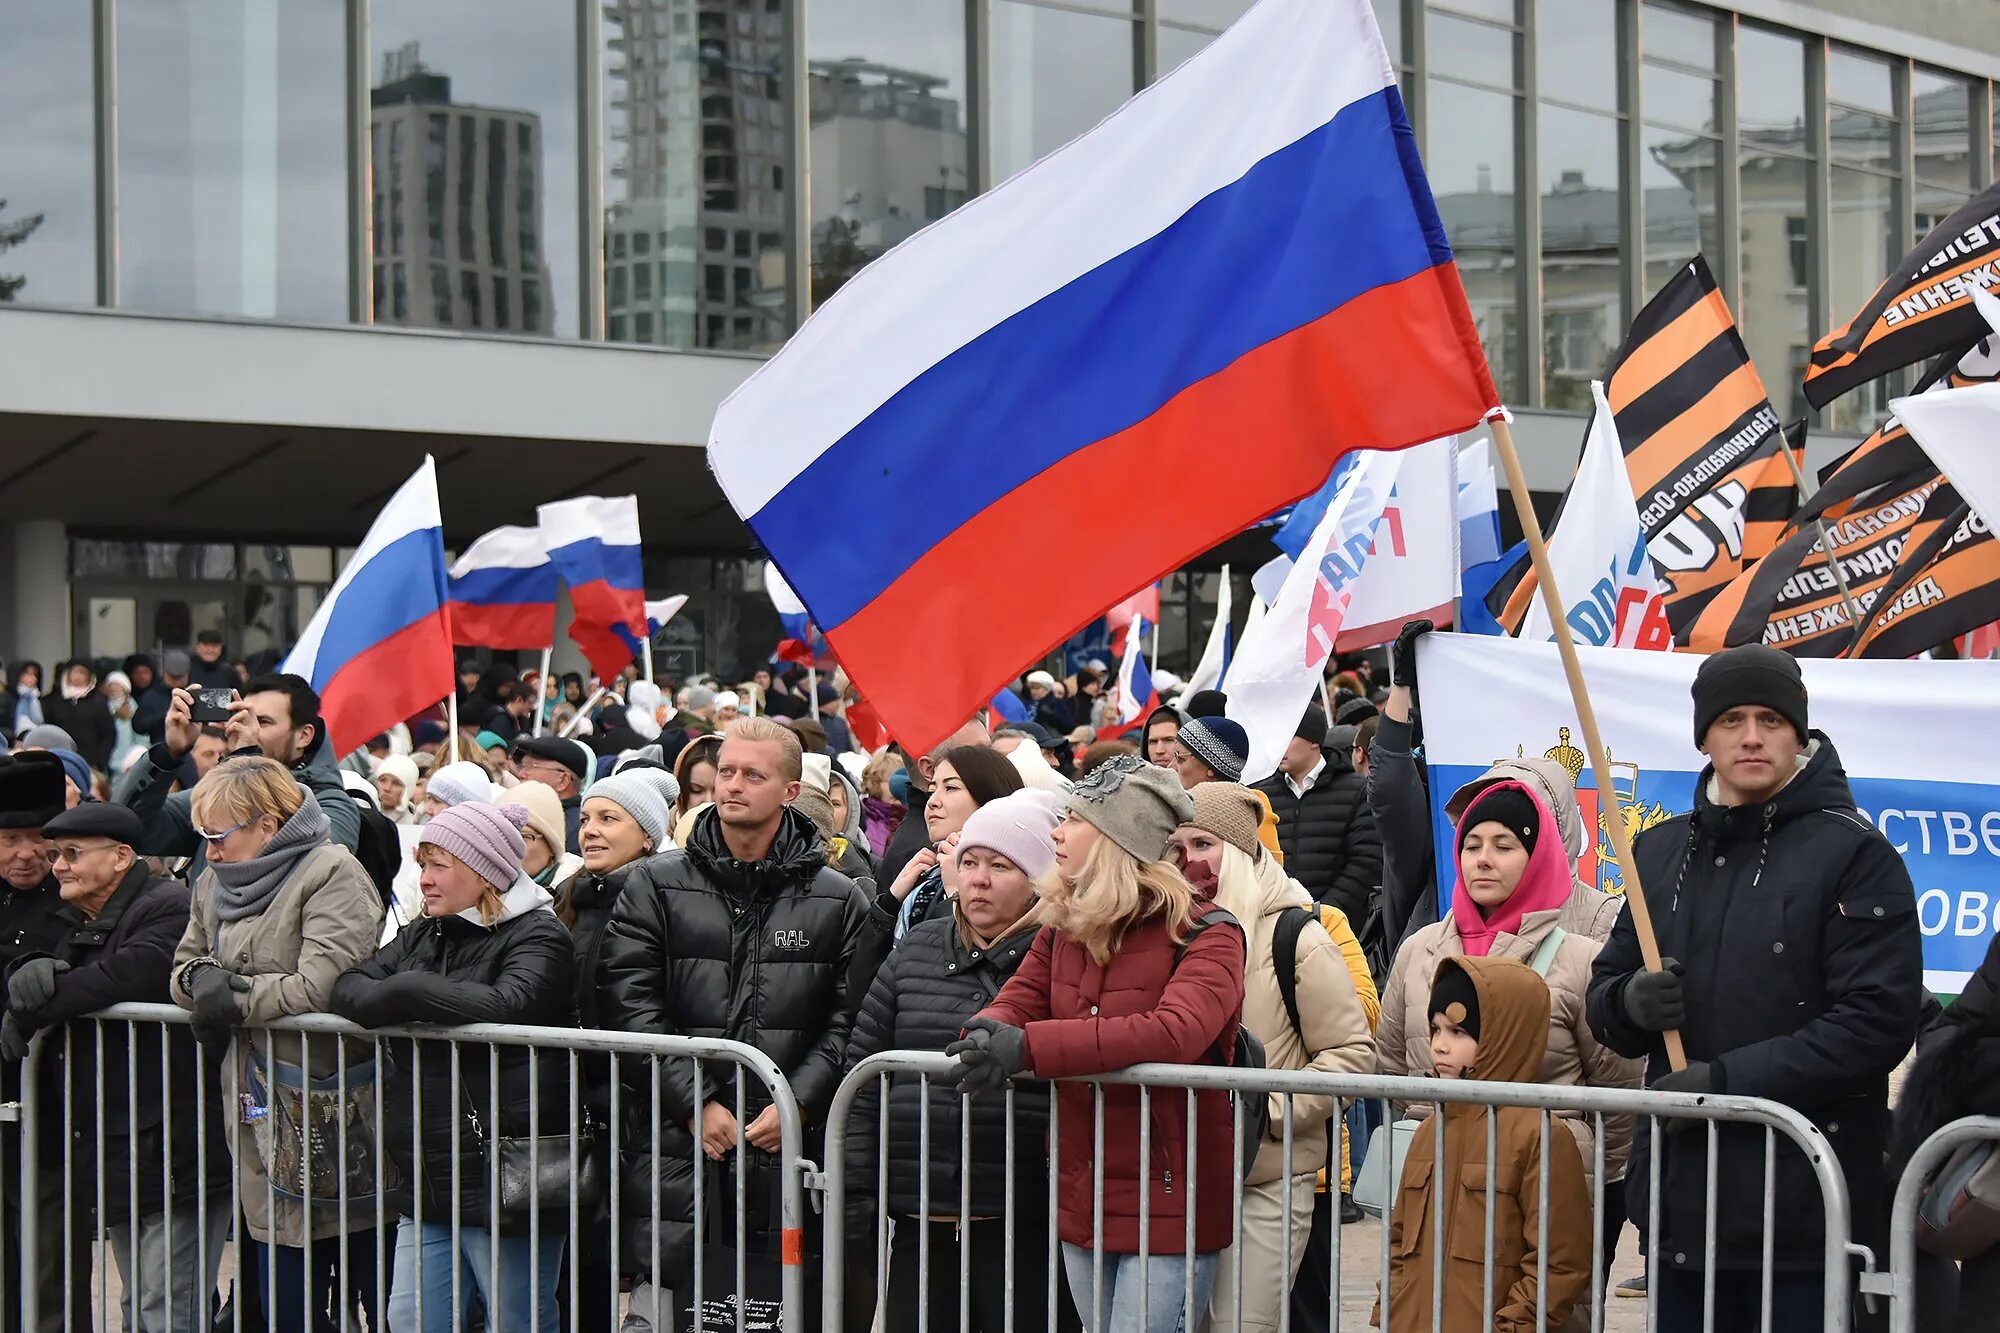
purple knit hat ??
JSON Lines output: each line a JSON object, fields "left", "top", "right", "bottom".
{"left": 420, "top": 802, "right": 530, "bottom": 890}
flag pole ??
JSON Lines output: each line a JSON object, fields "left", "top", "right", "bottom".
{"left": 809, "top": 665, "right": 821, "bottom": 721}
{"left": 532, "top": 647, "right": 552, "bottom": 738}
{"left": 641, "top": 635, "right": 654, "bottom": 687}
{"left": 447, "top": 692, "right": 461, "bottom": 765}
{"left": 1775, "top": 439, "right": 1872, "bottom": 638}
{"left": 1490, "top": 411, "right": 1687, "bottom": 1071}
{"left": 560, "top": 687, "right": 607, "bottom": 738}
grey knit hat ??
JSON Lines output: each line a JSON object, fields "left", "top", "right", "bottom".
{"left": 585, "top": 772, "right": 670, "bottom": 850}
{"left": 419, "top": 802, "right": 529, "bottom": 891}
{"left": 1176, "top": 716, "right": 1249, "bottom": 783}
{"left": 1065, "top": 753, "right": 1193, "bottom": 863}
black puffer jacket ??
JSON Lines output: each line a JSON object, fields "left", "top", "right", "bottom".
{"left": 596, "top": 805, "right": 875, "bottom": 1282}
{"left": 1587, "top": 735, "right": 1922, "bottom": 1271}
{"left": 845, "top": 914, "right": 1049, "bottom": 1220}
{"left": 1, "top": 874, "right": 82, "bottom": 1101}
{"left": 1253, "top": 745, "right": 1383, "bottom": 924}
{"left": 331, "top": 880, "right": 578, "bottom": 1230}
{"left": 7, "top": 865, "right": 230, "bottom": 1224}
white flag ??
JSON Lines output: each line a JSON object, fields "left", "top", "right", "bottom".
{"left": 1227, "top": 449, "right": 1407, "bottom": 783}
{"left": 1182, "top": 565, "right": 1233, "bottom": 695}
{"left": 1339, "top": 435, "right": 1461, "bottom": 648}
{"left": 1892, "top": 380, "right": 2000, "bottom": 535}
{"left": 1520, "top": 383, "right": 1672, "bottom": 651}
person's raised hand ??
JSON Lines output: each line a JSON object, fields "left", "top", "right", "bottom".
{"left": 1392, "top": 619, "right": 1434, "bottom": 691}
{"left": 164, "top": 688, "right": 199, "bottom": 757}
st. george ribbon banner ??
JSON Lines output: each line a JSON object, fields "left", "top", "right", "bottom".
{"left": 1418, "top": 633, "right": 2000, "bottom": 992}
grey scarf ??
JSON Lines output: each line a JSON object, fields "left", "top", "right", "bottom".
{"left": 210, "top": 786, "right": 331, "bottom": 923}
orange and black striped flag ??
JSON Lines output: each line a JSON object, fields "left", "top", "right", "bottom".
{"left": 1489, "top": 256, "right": 1794, "bottom": 636}
{"left": 1850, "top": 488, "right": 2000, "bottom": 658}
{"left": 1803, "top": 180, "right": 2000, "bottom": 410}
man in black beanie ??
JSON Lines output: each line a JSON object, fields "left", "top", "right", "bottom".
{"left": 1586, "top": 643, "right": 1920, "bottom": 1332}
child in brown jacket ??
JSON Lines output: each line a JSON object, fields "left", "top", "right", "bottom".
{"left": 1375, "top": 955, "right": 1592, "bottom": 1333}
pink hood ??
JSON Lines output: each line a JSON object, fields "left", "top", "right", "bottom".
{"left": 1450, "top": 780, "right": 1573, "bottom": 957}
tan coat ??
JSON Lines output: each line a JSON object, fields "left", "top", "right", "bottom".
{"left": 1374, "top": 898, "right": 1643, "bottom": 1187}
{"left": 1214, "top": 864, "right": 1377, "bottom": 1186}
{"left": 1376, "top": 956, "right": 1592, "bottom": 1333}
{"left": 172, "top": 843, "right": 384, "bottom": 1246}
{"left": 1446, "top": 759, "right": 1625, "bottom": 943}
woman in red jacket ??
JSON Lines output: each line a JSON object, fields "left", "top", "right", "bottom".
{"left": 947, "top": 754, "right": 1246, "bottom": 1333}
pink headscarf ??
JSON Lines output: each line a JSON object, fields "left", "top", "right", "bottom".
{"left": 1449, "top": 780, "right": 1574, "bottom": 957}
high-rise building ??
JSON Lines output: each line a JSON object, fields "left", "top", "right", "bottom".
{"left": 370, "top": 43, "right": 553, "bottom": 335}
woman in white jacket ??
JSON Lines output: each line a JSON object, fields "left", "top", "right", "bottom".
{"left": 1169, "top": 782, "right": 1376, "bottom": 1333}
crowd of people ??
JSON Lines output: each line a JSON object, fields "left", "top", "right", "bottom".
{"left": 0, "top": 618, "right": 1977, "bottom": 1333}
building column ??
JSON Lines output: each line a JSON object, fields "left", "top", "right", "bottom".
{"left": 10, "top": 520, "right": 71, "bottom": 669}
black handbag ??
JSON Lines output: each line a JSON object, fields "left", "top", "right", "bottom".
{"left": 462, "top": 1081, "right": 606, "bottom": 1215}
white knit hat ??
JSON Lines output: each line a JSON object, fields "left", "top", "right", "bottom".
{"left": 426, "top": 761, "right": 495, "bottom": 809}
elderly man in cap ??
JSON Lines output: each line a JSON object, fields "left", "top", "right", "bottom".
{"left": 512, "top": 735, "right": 590, "bottom": 853}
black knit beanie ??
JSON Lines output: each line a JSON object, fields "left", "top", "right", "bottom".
{"left": 1295, "top": 703, "right": 1329, "bottom": 747}
{"left": 1458, "top": 785, "right": 1540, "bottom": 857}
{"left": 1429, "top": 961, "right": 1482, "bottom": 1042}
{"left": 1691, "top": 644, "right": 1807, "bottom": 746}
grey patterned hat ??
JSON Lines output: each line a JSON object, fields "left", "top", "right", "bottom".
{"left": 1064, "top": 754, "right": 1194, "bottom": 863}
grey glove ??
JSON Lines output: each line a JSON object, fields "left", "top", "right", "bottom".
{"left": 7, "top": 958, "right": 70, "bottom": 1013}
{"left": 0, "top": 1013, "right": 29, "bottom": 1062}
{"left": 189, "top": 965, "right": 252, "bottom": 1031}
{"left": 1621, "top": 958, "right": 1686, "bottom": 1033}
{"left": 944, "top": 1020, "right": 1028, "bottom": 1095}
{"left": 1652, "top": 1061, "right": 1715, "bottom": 1096}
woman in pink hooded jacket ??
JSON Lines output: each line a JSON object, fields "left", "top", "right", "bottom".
{"left": 1373, "top": 781, "right": 1642, "bottom": 1192}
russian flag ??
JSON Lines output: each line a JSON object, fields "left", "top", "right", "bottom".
{"left": 1100, "top": 613, "right": 1159, "bottom": 740}
{"left": 707, "top": 0, "right": 1497, "bottom": 752}
{"left": 573, "top": 595, "right": 689, "bottom": 682}
{"left": 540, "top": 496, "right": 648, "bottom": 680}
{"left": 282, "top": 458, "right": 454, "bottom": 756}
{"left": 447, "top": 525, "right": 558, "bottom": 650}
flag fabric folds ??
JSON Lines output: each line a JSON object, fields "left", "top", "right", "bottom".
{"left": 1338, "top": 434, "right": 1461, "bottom": 648}
{"left": 611, "top": 595, "right": 690, "bottom": 658}
{"left": 1803, "top": 180, "right": 2000, "bottom": 410}
{"left": 540, "top": 496, "right": 647, "bottom": 681}
{"left": 706, "top": 0, "right": 1497, "bottom": 751}
{"left": 1103, "top": 613, "right": 1160, "bottom": 739}
{"left": 447, "top": 525, "right": 558, "bottom": 650}
{"left": 282, "top": 458, "right": 454, "bottom": 756}
{"left": 1182, "top": 566, "right": 1234, "bottom": 696}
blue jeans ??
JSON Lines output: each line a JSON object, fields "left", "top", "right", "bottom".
{"left": 1060, "top": 1244, "right": 1218, "bottom": 1333}
{"left": 386, "top": 1217, "right": 564, "bottom": 1333}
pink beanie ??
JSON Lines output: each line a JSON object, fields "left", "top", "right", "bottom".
{"left": 956, "top": 789, "right": 1065, "bottom": 881}
{"left": 420, "top": 802, "right": 530, "bottom": 890}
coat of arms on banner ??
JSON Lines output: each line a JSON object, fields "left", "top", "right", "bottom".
{"left": 1495, "top": 727, "right": 1675, "bottom": 895}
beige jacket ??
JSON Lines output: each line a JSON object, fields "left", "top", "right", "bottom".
{"left": 1373, "top": 902, "right": 1643, "bottom": 1187}
{"left": 172, "top": 843, "right": 385, "bottom": 1246}
{"left": 1219, "top": 862, "right": 1377, "bottom": 1185}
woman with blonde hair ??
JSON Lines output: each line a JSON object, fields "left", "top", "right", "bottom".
{"left": 170, "top": 756, "right": 385, "bottom": 1329}
{"left": 950, "top": 755, "right": 1246, "bottom": 1333}
{"left": 1167, "top": 784, "right": 1376, "bottom": 1333}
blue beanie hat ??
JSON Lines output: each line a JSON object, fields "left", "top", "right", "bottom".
{"left": 1176, "top": 716, "right": 1248, "bottom": 783}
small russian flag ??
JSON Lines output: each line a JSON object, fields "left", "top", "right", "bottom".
{"left": 447, "top": 525, "right": 558, "bottom": 650}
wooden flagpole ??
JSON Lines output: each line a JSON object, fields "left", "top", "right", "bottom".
{"left": 1489, "top": 412, "right": 1687, "bottom": 1071}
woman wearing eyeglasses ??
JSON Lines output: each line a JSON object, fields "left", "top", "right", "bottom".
{"left": 169, "top": 755, "right": 385, "bottom": 1333}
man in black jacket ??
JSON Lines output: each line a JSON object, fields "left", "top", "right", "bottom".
{"left": 598, "top": 716, "right": 885, "bottom": 1324}
{"left": 2, "top": 803, "right": 230, "bottom": 1333}
{"left": 1587, "top": 645, "right": 1921, "bottom": 1333}
{"left": 1253, "top": 703, "right": 1382, "bottom": 925}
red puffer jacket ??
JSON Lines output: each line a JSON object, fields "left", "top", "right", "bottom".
{"left": 976, "top": 903, "right": 1246, "bottom": 1254}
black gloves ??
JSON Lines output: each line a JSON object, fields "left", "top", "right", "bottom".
{"left": 1652, "top": 1061, "right": 1716, "bottom": 1097}
{"left": 1392, "top": 620, "right": 1432, "bottom": 691}
{"left": 0, "top": 1013, "right": 29, "bottom": 1062}
{"left": 943, "top": 1020, "right": 1028, "bottom": 1095}
{"left": 189, "top": 965, "right": 252, "bottom": 1044}
{"left": 7, "top": 958, "right": 70, "bottom": 1014}
{"left": 1621, "top": 958, "right": 1686, "bottom": 1033}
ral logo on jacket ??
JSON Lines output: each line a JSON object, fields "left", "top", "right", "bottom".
{"left": 772, "top": 928, "right": 812, "bottom": 950}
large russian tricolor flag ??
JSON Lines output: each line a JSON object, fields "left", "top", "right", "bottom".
{"left": 707, "top": 0, "right": 1497, "bottom": 752}
{"left": 539, "top": 496, "right": 649, "bottom": 680}
{"left": 282, "top": 458, "right": 455, "bottom": 755}
{"left": 447, "top": 525, "right": 558, "bottom": 650}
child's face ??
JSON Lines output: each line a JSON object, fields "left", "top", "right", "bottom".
{"left": 1430, "top": 1012, "right": 1480, "bottom": 1079}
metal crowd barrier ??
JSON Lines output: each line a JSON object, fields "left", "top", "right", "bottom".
{"left": 1884, "top": 1114, "right": 2000, "bottom": 1333}
{"left": 820, "top": 1053, "right": 1869, "bottom": 1333}
{"left": 5, "top": 1001, "right": 810, "bottom": 1333}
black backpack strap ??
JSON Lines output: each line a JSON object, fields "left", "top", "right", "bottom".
{"left": 1273, "top": 905, "right": 1314, "bottom": 1041}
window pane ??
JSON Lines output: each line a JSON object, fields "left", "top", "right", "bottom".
{"left": 1374, "top": 0, "right": 1403, "bottom": 67}
{"left": 1738, "top": 27, "right": 1807, "bottom": 152}
{"left": 1540, "top": 104, "right": 1622, "bottom": 411}
{"left": 1735, "top": 142, "right": 1810, "bottom": 419}
{"left": 1642, "top": 125, "right": 1720, "bottom": 309}
{"left": 989, "top": 2, "right": 1135, "bottom": 185}
{"left": 1643, "top": 64, "right": 1717, "bottom": 135}
{"left": 602, "top": 0, "right": 791, "bottom": 350}
{"left": 1913, "top": 70, "right": 1973, "bottom": 192}
{"left": 808, "top": 2, "right": 968, "bottom": 308}
{"left": 1428, "top": 78, "right": 1518, "bottom": 401}
{"left": 1431, "top": 0, "right": 1514, "bottom": 25}
{"left": 0, "top": 9, "right": 95, "bottom": 304}
{"left": 1641, "top": 1, "right": 1713, "bottom": 72}
{"left": 118, "top": 0, "right": 346, "bottom": 321}
{"left": 1160, "top": 25, "right": 1215, "bottom": 78}
{"left": 1829, "top": 48, "right": 1894, "bottom": 118}
{"left": 1827, "top": 167, "right": 1901, "bottom": 432}
{"left": 1427, "top": 10, "right": 1515, "bottom": 89}
{"left": 1160, "top": 0, "right": 1250, "bottom": 25}
{"left": 1538, "top": 0, "right": 1616, "bottom": 112}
